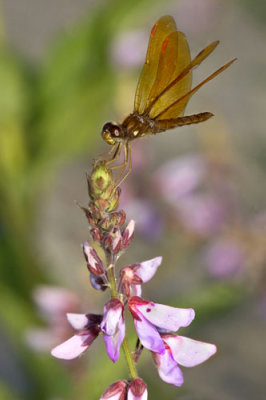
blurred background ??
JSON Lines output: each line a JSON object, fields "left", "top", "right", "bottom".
{"left": 0, "top": 0, "right": 266, "bottom": 399}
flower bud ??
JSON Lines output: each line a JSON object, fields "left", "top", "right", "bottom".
{"left": 128, "top": 378, "right": 147, "bottom": 400}
{"left": 109, "top": 210, "right": 126, "bottom": 227}
{"left": 90, "top": 227, "right": 103, "bottom": 243}
{"left": 122, "top": 220, "right": 135, "bottom": 249}
{"left": 83, "top": 241, "right": 105, "bottom": 276}
{"left": 100, "top": 380, "right": 127, "bottom": 400}
{"left": 103, "top": 228, "right": 122, "bottom": 254}
{"left": 88, "top": 163, "right": 115, "bottom": 200}
{"left": 90, "top": 273, "right": 107, "bottom": 291}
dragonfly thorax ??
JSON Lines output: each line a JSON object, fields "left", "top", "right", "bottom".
{"left": 101, "top": 122, "right": 124, "bottom": 146}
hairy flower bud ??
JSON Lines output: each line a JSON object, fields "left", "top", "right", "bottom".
{"left": 122, "top": 220, "right": 135, "bottom": 249}
{"left": 100, "top": 380, "right": 127, "bottom": 400}
{"left": 83, "top": 241, "right": 105, "bottom": 276}
{"left": 128, "top": 378, "right": 147, "bottom": 400}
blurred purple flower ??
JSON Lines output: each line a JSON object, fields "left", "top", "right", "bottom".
{"left": 203, "top": 238, "right": 245, "bottom": 278}
{"left": 152, "top": 334, "right": 216, "bottom": 386}
{"left": 153, "top": 155, "right": 206, "bottom": 205}
{"left": 124, "top": 199, "right": 163, "bottom": 241}
{"left": 177, "top": 194, "right": 227, "bottom": 237}
{"left": 26, "top": 286, "right": 81, "bottom": 352}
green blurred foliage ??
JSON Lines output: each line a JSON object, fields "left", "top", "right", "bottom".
{"left": 0, "top": 0, "right": 169, "bottom": 398}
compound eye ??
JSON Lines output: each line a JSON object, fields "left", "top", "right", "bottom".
{"left": 101, "top": 122, "right": 116, "bottom": 145}
{"left": 101, "top": 122, "right": 122, "bottom": 145}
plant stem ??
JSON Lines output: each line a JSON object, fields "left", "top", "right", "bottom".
{"left": 106, "top": 258, "right": 138, "bottom": 380}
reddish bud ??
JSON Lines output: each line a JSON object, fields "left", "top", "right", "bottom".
{"left": 103, "top": 228, "right": 122, "bottom": 254}
{"left": 122, "top": 220, "right": 135, "bottom": 249}
{"left": 120, "top": 267, "right": 143, "bottom": 297}
{"left": 90, "top": 227, "right": 102, "bottom": 242}
{"left": 128, "top": 378, "right": 147, "bottom": 400}
{"left": 109, "top": 210, "right": 127, "bottom": 227}
{"left": 83, "top": 241, "right": 105, "bottom": 276}
{"left": 100, "top": 380, "right": 127, "bottom": 400}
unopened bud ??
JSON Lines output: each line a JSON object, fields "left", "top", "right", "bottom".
{"left": 88, "top": 163, "right": 115, "bottom": 200}
{"left": 122, "top": 220, "right": 135, "bottom": 249}
{"left": 83, "top": 241, "right": 105, "bottom": 276}
{"left": 128, "top": 378, "right": 147, "bottom": 400}
{"left": 90, "top": 227, "right": 102, "bottom": 243}
{"left": 109, "top": 210, "right": 126, "bottom": 227}
{"left": 90, "top": 273, "right": 107, "bottom": 291}
{"left": 100, "top": 380, "right": 127, "bottom": 400}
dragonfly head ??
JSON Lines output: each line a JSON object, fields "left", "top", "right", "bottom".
{"left": 101, "top": 122, "right": 122, "bottom": 146}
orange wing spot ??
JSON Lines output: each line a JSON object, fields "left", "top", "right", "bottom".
{"left": 151, "top": 23, "right": 158, "bottom": 37}
{"left": 161, "top": 37, "right": 169, "bottom": 53}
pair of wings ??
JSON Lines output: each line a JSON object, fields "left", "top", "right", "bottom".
{"left": 134, "top": 16, "right": 235, "bottom": 121}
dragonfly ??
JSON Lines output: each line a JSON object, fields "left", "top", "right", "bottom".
{"left": 99, "top": 15, "right": 236, "bottom": 185}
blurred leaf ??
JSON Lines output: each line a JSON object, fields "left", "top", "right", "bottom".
{"left": 178, "top": 282, "right": 247, "bottom": 323}
{"left": 0, "top": 382, "right": 20, "bottom": 400}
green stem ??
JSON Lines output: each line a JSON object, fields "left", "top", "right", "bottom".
{"left": 106, "top": 259, "right": 138, "bottom": 380}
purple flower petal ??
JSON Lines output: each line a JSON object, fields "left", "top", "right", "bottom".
{"left": 153, "top": 348, "right": 184, "bottom": 386}
{"left": 136, "top": 300, "right": 195, "bottom": 332}
{"left": 51, "top": 333, "right": 94, "bottom": 360}
{"left": 104, "top": 317, "right": 125, "bottom": 363}
{"left": 164, "top": 335, "right": 217, "bottom": 367}
{"left": 134, "top": 318, "right": 165, "bottom": 354}
{"left": 101, "top": 299, "right": 124, "bottom": 336}
{"left": 131, "top": 284, "right": 142, "bottom": 297}
{"left": 134, "top": 256, "right": 162, "bottom": 283}
{"left": 66, "top": 313, "right": 88, "bottom": 330}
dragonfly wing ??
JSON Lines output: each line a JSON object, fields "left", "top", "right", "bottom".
{"left": 156, "top": 58, "right": 236, "bottom": 120}
{"left": 134, "top": 15, "right": 176, "bottom": 115}
{"left": 149, "top": 31, "right": 192, "bottom": 119}
{"left": 149, "top": 41, "right": 220, "bottom": 120}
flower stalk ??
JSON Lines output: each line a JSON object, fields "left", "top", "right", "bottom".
{"left": 51, "top": 160, "right": 217, "bottom": 399}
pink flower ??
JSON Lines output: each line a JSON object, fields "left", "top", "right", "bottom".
{"left": 26, "top": 286, "right": 81, "bottom": 352}
{"left": 100, "top": 378, "right": 147, "bottom": 400}
{"left": 128, "top": 296, "right": 195, "bottom": 354}
{"left": 120, "top": 257, "right": 162, "bottom": 297}
{"left": 51, "top": 313, "right": 102, "bottom": 360}
{"left": 101, "top": 299, "right": 125, "bottom": 362}
{"left": 152, "top": 334, "right": 216, "bottom": 386}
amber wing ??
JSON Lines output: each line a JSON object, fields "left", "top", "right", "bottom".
{"left": 134, "top": 15, "right": 236, "bottom": 125}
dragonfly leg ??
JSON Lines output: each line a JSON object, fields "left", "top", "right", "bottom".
{"left": 105, "top": 142, "right": 122, "bottom": 165}
{"left": 94, "top": 144, "right": 116, "bottom": 162}
{"left": 116, "top": 143, "right": 132, "bottom": 186}
{"left": 113, "top": 143, "right": 128, "bottom": 184}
